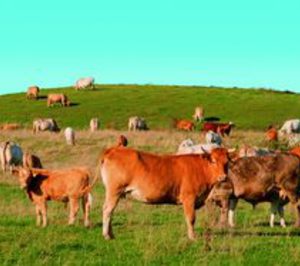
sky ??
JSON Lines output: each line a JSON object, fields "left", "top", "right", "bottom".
{"left": 0, "top": 0, "right": 299, "bottom": 94}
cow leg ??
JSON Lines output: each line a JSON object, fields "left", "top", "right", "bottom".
{"left": 102, "top": 192, "right": 120, "bottom": 240}
{"left": 69, "top": 197, "right": 79, "bottom": 225}
{"left": 40, "top": 202, "right": 47, "bottom": 227}
{"left": 35, "top": 205, "right": 42, "bottom": 226}
{"left": 270, "top": 201, "right": 278, "bottom": 227}
{"left": 219, "top": 199, "right": 229, "bottom": 227}
{"left": 182, "top": 197, "right": 196, "bottom": 240}
{"left": 82, "top": 193, "right": 92, "bottom": 227}
{"left": 228, "top": 198, "right": 238, "bottom": 227}
{"left": 278, "top": 205, "right": 286, "bottom": 228}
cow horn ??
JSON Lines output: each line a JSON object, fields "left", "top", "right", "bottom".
{"left": 201, "top": 147, "right": 209, "bottom": 154}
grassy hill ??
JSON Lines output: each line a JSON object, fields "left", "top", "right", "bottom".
{"left": 1, "top": 84, "right": 300, "bottom": 130}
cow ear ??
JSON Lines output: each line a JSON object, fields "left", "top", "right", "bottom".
{"left": 12, "top": 168, "right": 19, "bottom": 176}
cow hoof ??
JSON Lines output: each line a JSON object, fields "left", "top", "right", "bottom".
{"left": 103, "top": 234, "right": 114, "bottom": 240}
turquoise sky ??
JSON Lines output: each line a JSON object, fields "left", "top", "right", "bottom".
{"left": 0, "top": 0, "right": 299, "bottom": 94}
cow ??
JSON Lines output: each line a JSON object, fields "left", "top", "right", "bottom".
{"left": 193, "top": 106, "right": 204, "bottom": 122}
{"left": 32, "top": 118, "right": 60, "bottom": 133}
{"left": 90, "top": 118, "right": 99, "bottom": 132}
{"left": 0, "top": 123, "right": 21, "bottom": 130}
{"left": 47, "top": 94, "right": 70, "bottom": 107}
{"left": 26, "top": 86, "right": 40, "bottom": 100}
{"left": 177, "top": 139, "right": 220, "bottom": 155}
{"left": 75, "top": 77, "right": 95, "bottom": 90}
{"left": 205, "top": 131, "right": 222, "bottom": 146}
{"left": 13, "top": 167, "right": 97, "bottom": 227}
{"left": 23, "top": 152, "right": 43, "bottom": 169}
{"left": 207, "top": 153, "right": 300, "bottom": 228}
{"left": 173, "top": 119, "right": 195, "bottom": 131}
{"left": 99, "top": 147, "right": 230, "bottom": 240}
{"left": 64, "top": 127, "right": 75, "bottom": 145}
{"left": 117, "top": 135, "right": 128, "bottom": 147}
{"left": 128, "top": 116, "right": 148, "bottom": 131}
{"left": 279, "top": 119, "right": 300, "bottom": 135}
{"left": 238, "top": 145, "right": 273, "bottom": 158}
{"left": 265, "top": 126, "right": 278, "bottom": 142}
{"left": 0, "top": 141, "right": 23, "bottom": 172}
{"left": 202, "top": 122, "right": 234, "bottom": 137}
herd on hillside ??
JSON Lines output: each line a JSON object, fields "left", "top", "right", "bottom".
{"left": 2, "top": 78, "right": 300, "bottom": 240}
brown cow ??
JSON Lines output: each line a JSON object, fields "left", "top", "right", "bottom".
{"left": 173, "top": 119, "right": 195, "bottom": 131}
{"left": 0, "top": 123, "right": 21, "bottom": 130}
{"left": 207, "top": 154, "right": 300, "bottom": 228}
{"left": 23, "top": 152, "right": 43, "bottom": 169}
{"left": 27, "top": 86, "right": 40, "bottom": 99}
{"left": 99, "top": 147, "right": 229, "bottom": 240}
{"left": 202, "top": 122, "right": 234, "bottom": 137}
{"left": 266, "top": 126, "right": 278, "bottom": 142}
{"left": 47, "top": 94, "right": 70, "bottom": 107}
{"left": 13, "top": 167, "right": 96, "bottom": 227}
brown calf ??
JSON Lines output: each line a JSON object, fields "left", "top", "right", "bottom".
{"left": 47, "top": 94, "right": 70, "bottom": 107}
{"left": 27, "top": 86, "right": 40, "bottom": 99}
{"left": 13, "top": 167, "right": 97, "bottom": 227}
{"left": 173, "top": 119, "right": 195, "bottom": 131}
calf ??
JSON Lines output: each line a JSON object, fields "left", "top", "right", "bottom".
{"left": 177, "top": 139, "right": 220, "bottom": 155}
{"left": 193, "top": 106, "right": 204, "bottom": 122}
{"left": 13, "top": 167, "right": 96, "bottom": 227}
{"left": 64, "top": 127, "right": 75, "bottom": 145}
{"left": 27, "top": 86, "right": 40, "bottom": 99}
{"left": 100, "top": 147, "right": 229, "bottom": 240}
{"left": 90, "top": 118, "right": 99, "bottom": 132}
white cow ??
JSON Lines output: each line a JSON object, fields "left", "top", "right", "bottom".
{"left": 279, "top": 119, "right": 300, "bottom": 135}
{"left": 193, "top": 106, "right": 204, "bottom": 122}
{"left": 64, "top": 127, "right": 75, "bottom": 145}
{"left": 128, "top": 116, "right": 148, "bottom": 131}
{"left": 90, "top": 118, "right": 99, "bottom": 132}
{"left": 33, "top": 118, "right": 60, "bottom": 133}
{"left": 176, "top": 139, "right": 220, "bottom": 155}
{"left": 0, "top": 141, "right": 23, "bottom": 172}
{"left": 205, "top": 130, "right": 222, "bottom": 145}
{"left": 75, "top": 77, "right": 95, "bottom": 90}
{"left": 238, "top": 145, "right": 273, "bottom": 158}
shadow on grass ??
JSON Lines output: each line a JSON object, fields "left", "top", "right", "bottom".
{"left": 203, "top": 117, "right": 221, "bottom": 122}
{"left": 212, "top": 229, "right": 300, "bottom": 237}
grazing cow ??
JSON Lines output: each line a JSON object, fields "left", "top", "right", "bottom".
{"left": 173, "top": 119, "right": 195, "bottom": 131}
{"left": 265, "top": 126, "right": 278, "bottom": 142}
{"left": 193, "top": 106, "right": 204, "bottom": 122}
{"left": 100, "top": 147, "right": 230, "bottom": 240}
{"left": 117, "top": 135, "right": 128, "bottom": 147}
{"left": 0, "top": 141, "right": 23, "bottom": 172}
{"left": 47, "top": 94, "right": 70, "bottom": 107}
{"left": 0, "top": 123, "right": 21, "bottom": 130}
{"left": 207, "top": 154, "right": 300, "bottom": 228}
{"left": 23, "top": 152, "right": 43, "bottom": 169}
{"left": 32, "top": 118, "right": 60, "bottom": 133}
{"left": 64, "top": 127, "right": 75, "bottom": 145}
{"left": 279, "top": 119, "right": 300, "bottom": 135}
{"left": 26, "top": 86, "right": 40, "bottom": 99}
{"left": 75, "top": 77, "right": 95, "bottom": 90}
{"left": 177, "top": 139, "right": 220, "bottom": 155}
{"left": 13, "top": 167, "right": 96, "bottom": 227}
{"left": 90, "top": 118, "right": 99, "bottom": 132}
{"left": 205, "top": 131, "right": 222, "bottom": 146}
{"left": 202, "top": 122, "right": 234, "bottom": 137}
{"left": 128, "top": 116, "right": 148, "bottom": 131}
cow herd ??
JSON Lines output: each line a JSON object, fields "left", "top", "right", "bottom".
{"left": 3, "top": 86, "right": 300, "bottom": 241}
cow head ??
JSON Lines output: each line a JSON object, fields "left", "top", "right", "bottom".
{"left": 209, "top": 148, "right": 229, "bottom": 182}
{"left": 12, "top": 167, "right": 33, "bottom": 189}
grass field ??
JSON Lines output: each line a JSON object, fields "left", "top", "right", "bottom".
{"left": 1, "top": 84, "right": 300, "bottom": 130}
{"left": 1, "top": 86, "right": 300, "bottom": 265}
{"left": 0, "top": 129, "right": 300, "bottom": 265}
